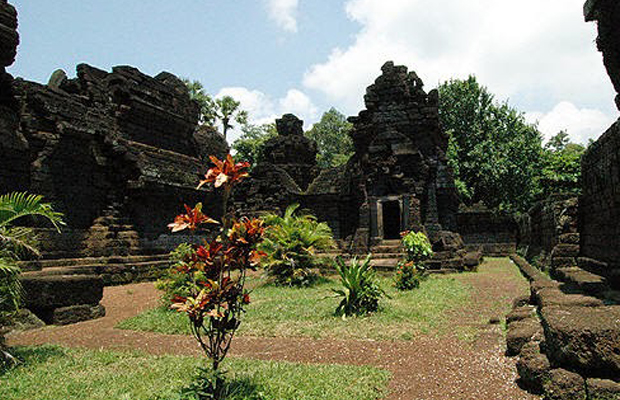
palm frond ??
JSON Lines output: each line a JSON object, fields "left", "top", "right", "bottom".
{"left": 0, "top": 192, "right": 65, "bottom": 231}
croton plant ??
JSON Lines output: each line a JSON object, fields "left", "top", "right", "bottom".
{"left": 167, "top": 154, "right": 264, "bottom": 375}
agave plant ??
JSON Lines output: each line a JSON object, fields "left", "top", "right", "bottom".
{"left": 259, "top": 204, "right": 335, "bottom": 286}
{"left": 0, "top": 192, "right": 64, "bottom": 367}
{"left": 332, "top": 254, "right": 387, "bottom": 317}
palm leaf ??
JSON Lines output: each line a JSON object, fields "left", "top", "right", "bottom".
{"left": 0, "top": 192, "right": 65, "bottom": 231}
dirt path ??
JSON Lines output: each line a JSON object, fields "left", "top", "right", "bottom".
{"left": 8, "top": 258, "right": 539, "bottom": 400}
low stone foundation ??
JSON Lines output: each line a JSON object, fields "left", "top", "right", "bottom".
{"left": 506, "top": 255, "right": 620, "bottom": 399}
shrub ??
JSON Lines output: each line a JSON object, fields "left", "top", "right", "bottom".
{"left": 332, "top": 255, "right": 387, "bottom": 317}
{"left": 394, "top": 261, "right": 423, "bottom": 290}
{"left": 259, "top": 204, "right": 335, "bottom": 286}
{"left": 155, "top": 243, "right": 196, "bottom": 304}
{"left": 394, "top": 231, "right": 433, "bottom": 291}
{"left": 165, "top": 154, "right": 265, "bottom": 399}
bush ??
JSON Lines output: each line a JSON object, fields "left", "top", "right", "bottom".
{"left": 394, "top": 261, "right": 423, "bottom": 291}
{"left": 155, "top": 243, "right": 196, "bottom": 304}
{"left": 332, "top": 255, "right": 387, "bottom": 317}
{"left": 394, "top": 231, "right": 433, "bottom": 291}
{"left": 259, "top": 204, "right": 335, "bottom": 286}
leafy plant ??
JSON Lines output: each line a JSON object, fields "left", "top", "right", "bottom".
{"left": 259, "top": 204, "right": 335, "bottom": 287}
{"left": 395, "top": 231, "right": 433, "bottom": 291}
{"left": 0, "top": 192, "right": 64, "bottom": 367}
{"left": 165, "top": 154, "right": 265, "bottom": 399}
{"left": 394, "top": 261, "right": 423, "bottom": 291}
{"left": 332, "top": 255, "right": 387, "bottom": 317}
{"left": 400, "top": 231, "right": 433, "bottom": 263}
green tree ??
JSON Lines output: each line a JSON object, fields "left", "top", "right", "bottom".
{"left": 305, "top": 108, "right": 354, "bottom": 169}
{"left": 539, "top": 132, "right": 585, "bottom": 197}
{"left": 183, "top": 79, "right": 217, "bottom": 126}
{"left": 0, "top": 192, "right": 64, "bottom": 366}
{"left": 232, "top": 123, "right": 277, "bottom": 166}
{"left": 183, "top": 80, "right": 249, "bottom": 140}
{"left": 439, "top": 76, "right": 543, "bottom": 212}
{"left": 216, "top": 96, "right": 248, "bottom": 139}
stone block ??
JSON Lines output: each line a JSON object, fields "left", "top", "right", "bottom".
{"left": 541, "top": 305, "right": 620, "bottom": 379}
{"left": 542, "top": 369, "right": 586, "bottom": 400}
{"left": 506, "top": 317, "right": 543, "bottom": 356}
{"left": 516, "top": 341, "right": 550, "bottom": 394}
{"left": 552, "top": 244, "right": 580, "bottom": 258}
{"left": 586, "top": 378, "right": 620, "bottom": 400}
{"left": 51, "top": 304, "right": 105, "bottom": 325}
{"left": 20, "top": 274, "right": 104, "bottom": 309}
{"left": 535, "top": 288, "right": 604, "bottom": 308}
{"left": 512, "top": 294, "right": 531, "bottom": 309}
{"left": 506, "top": 306, "right": 535, "bottom": 324}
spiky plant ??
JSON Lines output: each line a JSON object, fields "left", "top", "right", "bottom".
{"left": 332, "top": 254, "right": 387, "bottom": 317}
{"left": 260, "top": 204, "right": 335, "bottom": 286}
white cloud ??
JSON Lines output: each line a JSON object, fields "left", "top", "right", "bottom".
{"left": 266, "top": 0, "right": 299, "bottom": 33}
{"left": 214, "top": 86, "right": 318, "bottom": 143}
{"left": 279, "top": 89, "right": 318, "bottom": 121}
{"left": 303, "top": 0, "right": 618, "bottom": 121}
{"left": 526, "top": 101, "right": 615, "bottom": 144}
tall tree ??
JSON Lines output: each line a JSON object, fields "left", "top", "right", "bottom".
{"left": 305, "top": 108, "right": 354, "bottom": 169}
{"left": 183, "top": 80, "right": 249, "bottom": 140}
{"left": 215, "top": 96, "right": 248, "bottom": 139}
{"left": 439, "top": 76, "right": 543, "bottom": 212}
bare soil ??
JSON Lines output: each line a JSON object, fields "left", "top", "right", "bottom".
{"left": 8, "top": 259, "right": 539, "bottom": 399}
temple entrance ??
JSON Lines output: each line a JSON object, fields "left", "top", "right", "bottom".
{"left": 382, "top": 200, "right": 401, "bottom": 239}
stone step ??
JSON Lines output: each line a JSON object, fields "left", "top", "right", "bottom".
{"left": 17, "top": 254, "right": 169, "bottom": 270}
{"left": 370, "top": 245, "right": 402, "bottom": 254}
{"left": 553, "top": 266, "right": 610, "bottom": 295}
{"left": 23, "top": 260, "right": 172, "bottom": 277}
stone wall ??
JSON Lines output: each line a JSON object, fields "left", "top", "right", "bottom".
{"left": 580, "top": 0, "right": 620, "bottom": 289}
{"left": 517, "top": 196, "right": 580, "bottom": 269}
{"left": 456, "top": 208, "right": 517, "bottom": 256}
{"left": 507, "top": 255, "right": 620, "bottom": 399}
{"left": 1, "top": 63, "right": 228, "bottom": 259}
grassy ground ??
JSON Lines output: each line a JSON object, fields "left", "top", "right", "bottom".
{"left": 0, "top": 345, "right": 390, "bottom": 400}
{"left": 117, "top": 274, "right": 472, "bottom": 341}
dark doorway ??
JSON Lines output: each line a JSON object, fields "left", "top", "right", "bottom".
{"left": 382, "top": 201, "right": 401, "bottom": 239}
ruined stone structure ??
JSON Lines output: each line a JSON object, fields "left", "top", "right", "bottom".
{"left": 0, "top": 0, "right": 231, "bottom": 324}
{"left": 503, "top": 3, "right": 620, "bottom": 398}
{"left": 240, "top": 62, "right": 476, "bottom": 270}
{"left": 517, "top": 195, "right": 580, "bottom": 269}
{"left": 457, "top": 206, "right": 517, "bottom": 256}
{"left": 580, "top": 0, "right": 620, "bottom": 290}
{"left": 2, "top": 63, "right": 228, "bottom": 261}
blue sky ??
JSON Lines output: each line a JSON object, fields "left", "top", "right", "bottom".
{"left": 9, "top": 0, "right": 619, "bottom": 144}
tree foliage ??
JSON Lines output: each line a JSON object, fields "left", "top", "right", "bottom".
{"left": 439, "top": 76, "right": 543, "bottom": 212}
{"left": 538, "top": 131, "right": 585, "bottom": 197}
{"left": 183, "top": 79, "right": 248, "bottom": 139}
{"left": 232, "top": 123, "right": 277, "bottom": 166}
{"left": 305, "top": 108, "right": 354, "bottom": 169}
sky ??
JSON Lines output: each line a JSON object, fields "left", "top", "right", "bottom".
{"left": 9, "top": 0, "right": 619, "bottom": 145}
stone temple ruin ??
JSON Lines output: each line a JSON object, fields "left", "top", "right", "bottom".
{"left": 1, "top": 0, "right": 620, "bottom": 396}
{"left": 238, "top": 62, "right": 486, "bottom": 270}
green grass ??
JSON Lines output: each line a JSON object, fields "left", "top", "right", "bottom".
{"left": 117, "top": 274, "right": 472, "bottom": 341}
{"left": 0, "top": 345, "right": 390, "bottom": 400}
